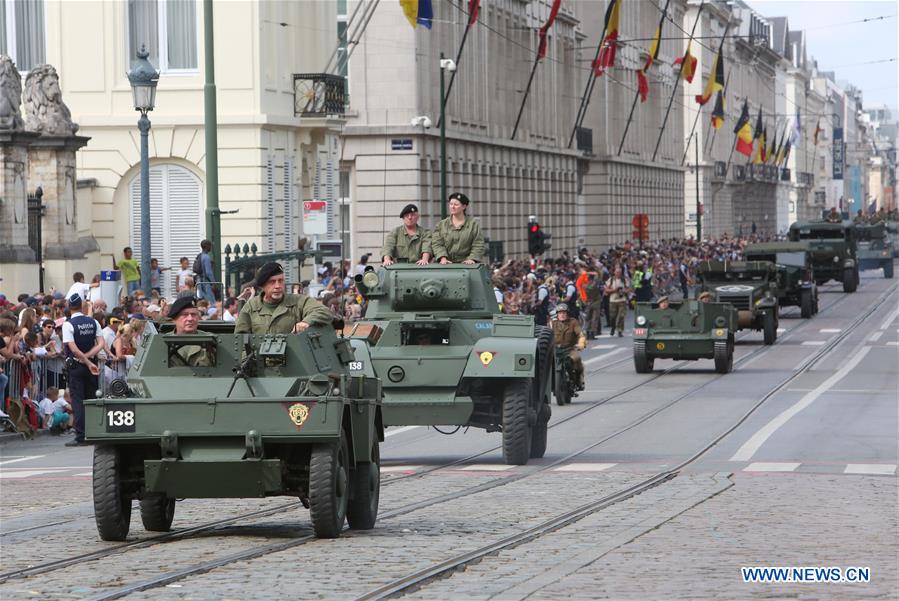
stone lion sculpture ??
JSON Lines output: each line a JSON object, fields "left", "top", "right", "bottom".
{"left": 24, "top": 63, "right": 79, "bottom": 136}
{"left": 0, "top": 54, "right": 24, "bottom": 131}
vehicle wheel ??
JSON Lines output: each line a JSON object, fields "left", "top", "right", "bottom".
{"left": 843, "top": 267, "right": 856, "bottom": 292}
{"left": 800, "top": 289, "right": 813, "bottom": 318}
{"left": 529, "top": 404, "right": 549, "bottom": 459}
{"left": 884, "top": 262, "right": 894, "bottom": 279}
{"left": 502, "top": 378, "right": 532, "bottom": 465}
{"left": 139, "top": 494, "right": 175, "bottom": 532}
{"left": 347, "top": 440, "right": 379, "bottom": 530}
{"left": 309, "top": 431, "right": 350, "bottom": 538}
{"left": 536, "top": 325, "right": 556, "bottom": 411}
{"left": 813, "top": 290, "right": 820, "bottom": 315}
{"left": 633, "top": 341, "right": 653, "bottom": 373}
{"left": 762, "top": 312, "right": 776, "bottom": 345}
{"left": 93, "top": 446, "right": 132, "bottom": 542}
{"left": 553, "top": 367, "right": 570, "bottom": 406}
{"left": 714, "top": 339, "right": 733, "bottom": 374}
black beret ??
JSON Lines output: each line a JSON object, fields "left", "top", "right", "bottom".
{"left": 167, "top": 296, "right": 198, "bottom": 319}
{"left": 68, "top": 293, "right": 82, "bottom": 306}
{"left": 448, "top": 192, "right": 470, "bottom": 205}
{"left": 254, "top": 262, "right": 284, "bottom": 288}
{"left": 400, "top": 203, "right": 419, "bottom": 218}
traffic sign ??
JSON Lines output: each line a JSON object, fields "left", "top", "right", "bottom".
{"left": 303, "top": 200, "right": 328, "bottom": 235}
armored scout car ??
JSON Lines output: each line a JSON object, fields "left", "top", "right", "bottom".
{"left": 697, "top": 261, "right": 779, "bottom": 345}
{"left": 885, "top": 221, "right": 899, "bottom": 258}
{"left": 86, "top": 323, "right": 383, "bottom": 541}
{"left": 348, "top": 264, "right": 553, "bottom": 465}
{"left": 788, "top": 220, "right": 859, "bottom": 292}
{"left": 633, "top": 299, "right": 738, "bottom": 373}
{"left": 743, "top": 241, "right": 820, "bottom": 318}
{"left": 855, "top": 223, "right": 894, "bottom": 279}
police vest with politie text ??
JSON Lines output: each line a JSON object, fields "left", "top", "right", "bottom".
{"left": 66, "top": 314, "right": 99, "bottom": 361}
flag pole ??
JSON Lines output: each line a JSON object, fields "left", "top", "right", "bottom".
{"left": 567, "top": 40, "right": 604, "bottom": 149}
{"left": 681, "top": 22, "right": 730, "bottom": 165}
{"left": 704, "top": 69, "right": 731, "bottom": 156}
{"left": 511, "top": 53, "right": 541, "bottom": 140}
{"left": 652, "top": 1, "right": 704, "bottom": 161}
{"left": 438, "top": 3, "right": 478, "bottom": 128}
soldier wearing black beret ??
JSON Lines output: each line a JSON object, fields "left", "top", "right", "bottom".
{"left": 235, "top": 261, "right": 333, "bottom": 334}
{"left": 381, "top": 203, "right": 432, "bottom": 266}
{"left": 431, "top": 191, "right": 484, "bottom": 264}
{"left": 167, "top": 296, "right": 213, "bottom": 367}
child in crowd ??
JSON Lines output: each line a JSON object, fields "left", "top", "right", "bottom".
{"left": 39, "top": 386, "right": 73, "bottom": 434}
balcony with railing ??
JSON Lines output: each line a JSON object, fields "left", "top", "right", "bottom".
{"left": 293, "top": 74, "right": 347, "bottom": 117}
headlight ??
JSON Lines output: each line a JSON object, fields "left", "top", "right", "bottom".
{"left": 636, "top": 315, "right": 647, "bottom": 326}
{"left": 833, "top": 256, "right": 840, "bottom": 263}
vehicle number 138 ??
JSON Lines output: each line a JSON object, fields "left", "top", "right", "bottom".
{"left": 105, "top": 404, "right": 136, "bottom": 432}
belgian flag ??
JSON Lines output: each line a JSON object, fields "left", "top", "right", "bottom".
{"left": 754, "top": 128, "right": 766, "bottom": 164}
{"left": 593, "top": 0, "right": 621, "bottom": 76}
{"left": 696, "top": 48, "right": 724, "bottom": 105}
{"left": 673, "top": 41, "right": 698, "bottom": 83}
{"left": 711, "top": 91, "right": 725, "bottom": 129}
{"left": 636, "top": 2, "right": 667, "bottom": 103}
{"left": 734, "top": 100, "right": 753, "bottom": 156}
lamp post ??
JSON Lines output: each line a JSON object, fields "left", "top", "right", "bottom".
{"left": 439, "top": 54, "right": 456, "bottom": 220}
{"left": 127, "top": 46, "right": 159, "bottom": 297}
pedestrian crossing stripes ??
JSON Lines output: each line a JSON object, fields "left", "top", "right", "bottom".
{"left": 801, "top": 341, "right": 826, "bottom": 346}
{"left": 744, "top": 462, "right": 801, "bottom": 472}
{"left": 820, "top": 328, "right": 842, "bottom": 333}
{"left": 738, "top": 462, "right": 898, "bottom": 476}
{"left": 844, "top": 464, "right": 897, "bottom": 476}
{"left": 551, "top": 463, "right": 616, "bottom": 472}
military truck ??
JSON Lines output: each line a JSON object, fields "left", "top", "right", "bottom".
{"left": 697, "top": 261, "right": 780, "bottom": 345}
{"left": 855, "top": 223, "right": 894, "bottom": 278}
{"left": 743, "top": 241, "right": 820, "bottom": 318}
{"left": 348, "top": 264, "right": 553, "bottom": 465}
{"left": 633, "top": 299, "right": 738, "bottom": 374}
{"left": 885, "top": 221, "right": 899, "bottom": 258}
{"left": 86, "top": 323, "right": 383, "bottom": 541}
{"left": 787, "top": 220, "right": 859, "bottom": 292}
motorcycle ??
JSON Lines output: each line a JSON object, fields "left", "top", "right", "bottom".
{"left": 554, "top": 345, "right": 578, "bottom": 406}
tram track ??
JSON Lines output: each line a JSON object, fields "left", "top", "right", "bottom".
{"left": 58, "top": 281, "right": 882, "bottom": 599}
{"left": 0, "top": 283, "right": 852, "bottom": 589}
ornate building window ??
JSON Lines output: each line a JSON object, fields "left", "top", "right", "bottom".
{"left": 127, "top": 0, "right": 198, "bottom": 72}
{"left": 0, "top": 0, "right": 46, "bottom": 72}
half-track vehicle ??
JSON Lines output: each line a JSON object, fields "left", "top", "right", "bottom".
{"left": 348, "top": 264, "right": 553, "bottom": 465}
{"left": 697, "top": 260, "right": 780, "bottom": 345}
{"left": 855, "top": 223, "right": 894, "bottom": 278}
{"left": 743, "top": 241, "right": 820, "bottom": 318}
{"left": 788, "top": 220, "right": 859, "bottom": 292}
{"left": 885, "top": 221, "right": 899, "bottom": 258}
{"left": 633, "top": 299, "right": 738, "bottom": 373}
{"left": 86, "top": 323, "right": 383, "bottom": 541}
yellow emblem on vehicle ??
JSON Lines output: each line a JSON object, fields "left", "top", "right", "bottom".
{"left": 656, "top": 342, "right": 666, "bottom": 351}
{"left": 715, "top": 329, "right": 725, "bottom": 337}
{"left": 288, "top": 403, "right": 309, "bottom": 427}
{"left": 479, "top": 351, "right": 494, "bottom": 366}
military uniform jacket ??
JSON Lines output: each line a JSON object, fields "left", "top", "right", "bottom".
{"left": 175, "top": 344, "right": 214, "bottom": 367}
{"left": 552, "top": 319, "right": 582, "bottom": 348}
{"left": 380, "top": 225, "right": 432, "bottom": 262}
{"left": 235, "top": 293, "right": 333, "bottom": 334}
{"left": 431, "top": 217, "right": 484, "bottom": 263}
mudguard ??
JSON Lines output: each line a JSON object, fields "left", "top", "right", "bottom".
{"left": 461, "top": 336, "right": 537, "bottom": 379}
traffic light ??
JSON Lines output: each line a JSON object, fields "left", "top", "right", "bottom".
{"left": 527, "top": 219, "right": 552, "bottom": 256}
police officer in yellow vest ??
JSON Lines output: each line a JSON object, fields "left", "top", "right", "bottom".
{"left": 431, "top": 192, "right": 485, "bottom": 264}
{"left": 381, "top": 203, "right": 432, "bottom": 265}
{"left": 235, "top": 262, "right": 333, "bottom": 334}
{"left": 552, "top": 303, "right": 586, "bottom": 391}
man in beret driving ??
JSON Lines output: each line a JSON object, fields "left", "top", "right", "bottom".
{"left": 235, "top": 262, "right": 333, "bottom": 334}
{"left": 167, "top": 296, "right": 213, "bottom": 367}
{"left": 381, "top": 203, "right": 432, "bottom": 266}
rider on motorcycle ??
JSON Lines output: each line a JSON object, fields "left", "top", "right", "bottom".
{"left": 552, "top": 303, "right": 587, "bottom": 391}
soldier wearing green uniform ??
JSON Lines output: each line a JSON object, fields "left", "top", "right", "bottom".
{"left": 167, "top": 296, "right": 214, "bottom": 367}
{"left": 381, "top": 203, "right": 432, "bottom": 265}
{"left": 235, "top": 262, "right": 333, "bottom": 334}
{"left": 431, "top": 192, "right": 485, "bottom": 264}
{"left": 552, "top": 303, "right": 586, "bottom": 391}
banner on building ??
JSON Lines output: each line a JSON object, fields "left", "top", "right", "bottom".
{"left": 832, "top": 127, "right": 844, "bottom": 180}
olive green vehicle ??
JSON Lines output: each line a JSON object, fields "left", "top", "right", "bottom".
{"left": 788, "top": 220, "right": 859, "bottom": 292}
{"left": 885, "top": 221, "right": 899, "bottom": 258}
{"left": 697, "top": 261, "right": 780, "bottom": 345}
{"left": 743, "top": 241, "right": 820, "bottom": 318}
{"left": 633, "top": 299, "right": 738, "bottom": 374}
{"left": 85, "top": 323, "right": 383, "bottom": 541}
{"left": 348, "top": 264, "right": 553, "bottom": 465}
{"left": 855, "top": 223, "right": 894, "bottom": 279}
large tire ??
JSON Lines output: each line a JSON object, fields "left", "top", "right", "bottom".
{"left": 762, "top": 311, "right": 776, "bottom": 345}
{"left": 535, "top": 325, "right": 555, "bottom": 410}
{"left": 347, "top": 440, "right": 380, "bottom": 530}
{"left": 530, "top": 404, "right": 550, "bottom": 459}
{"left": 884, "top": 262, "right": 894, "bottom": 279}
{"left": 800, "top": 289, "right": 813, "bottom": 319}
{"left": 633, "top": 341, "right": 654, "bottom": 373}
{"left": 553, "top": 366, "right": 570, "bottom": 406}
{"left": 139, "top": 494, "right": 175, "bottom": 532}
{"left": 502, "top": 379, "right": 532, "bottom": 465}
{"left": 843, "top": 267, "right": 857, "bottom": 293}
{"left": 309, "top": 431, "right": 350, "bottom": 538}
{"left": 93, "top": 446, "right": 132, "bottom": 542}
{"left": 714, "top": 339, "right": 733, "bottom": 374}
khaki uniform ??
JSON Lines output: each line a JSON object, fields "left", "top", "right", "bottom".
{"left": 606, "top": 277, "right": 628, "bottom": 334}
{"left": 175, "top": 344, "right": 214, "bottom": 367}
{"left": 381, "top": 225, "right": 432, "bottom": 263}
{"left": 552, "top": 319, "right": 585, "bottom": 386}
{"left": 583, "top": 281, "right": 603, "bottom": 337}
{"left": 431, "top": 217, "right": 484, "bottom": 263}
{"left": 235, "top": 293, "right": 333, "bottom": 334}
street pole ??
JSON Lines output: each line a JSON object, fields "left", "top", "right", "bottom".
{"left": 203, "top": 0, "right": 222, "bottom": 288}
{"left": 695, "top": 134, "right": 702, "bottom": 240}
{"left": 440, "top": 53, "right": 448, "bottom": 219}
{"left": 138, "top": 112, "right": 152, "bottom": 297}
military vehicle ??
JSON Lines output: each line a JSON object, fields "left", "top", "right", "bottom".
{"left": 348, "top": 264, "right": 553, "bottom": 465}
{"left": 788, "top": 220, "right": 859, "bottom": 292}
{"left": 697, "top": 261, "right": 780, "bottom": 345}
{"left": 743, "top": 241, "right": 820, "bottom": 318}
{"left": 633, "top": 299, "right": 738, "bottom": 374}
{"left": 85, "top": 323, "right": 383, "bottom": 541}
{"left": 885, "top": 221, "right": 899, "bottom": 258}
{"left": 855, "top": 223, "right": 894, "bottom": 278}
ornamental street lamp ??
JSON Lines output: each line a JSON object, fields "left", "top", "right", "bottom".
{"left": 127, "top": 45, "right": 159, "bottom": 297}
{"left": 439, "top": 55, "right": 456, "bottom": 220}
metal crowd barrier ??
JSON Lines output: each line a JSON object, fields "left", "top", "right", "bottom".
{"left": 1, "top": 356, "right": 131, "bottom": 405}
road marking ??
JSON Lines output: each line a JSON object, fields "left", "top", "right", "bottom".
{"left": 458, "top": 464, "right": 515, "bottom": 471}
{"left": 744, "top": 462, "right": 800, "bottom": 472}
{"left": 776, "top": 328, "right": 786, "bottom": 333}
{"left": 786, "top": 388, "right": 890, "bottom": 394}
{"left": 869, "top": 331, "right": 884, "bottom": 342}
{"left": 0, "top": 469, "right": 69, "bottom": 479}
{"left": 584, "top": 347, "right": 628, "bottom": 365}
{"left": 887, "top": 342, "right": 899, "bottom": 347}
{"left": 820, "top": 328, "right": 841, "bottom": 333}
{"left": 801, "top": 341, "right": 826, "bottom": 346}
{"left": 590, "top": 344, "right": 617, "bottom": 350}
{"left": 730, "top": 346, "right": 872, "bottom": 462}
{"left": 879, "top": 305, "right": 899, "bottom": 330}
{"left": 0, "top": 455, "right": 45, "bottom": 466}
{"left": 844, "top": 464, "right": 897, "bottom": 476}
{"left": 384, "top": 426, "right": 420, "bottom": 438}
{"left": 552, "top": 463, "right": 616, "bottom": 472}
{"left": 74, "top": 471, "right": 94, "bottom": 477}
{"left": 380, "top": 465, "right": 423, "bottom": 473}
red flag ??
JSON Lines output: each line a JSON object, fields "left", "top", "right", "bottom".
{"left": 467, "top": 0, "right": 480, "bottom": 26}
{"left": 537, "top": 0, "right": 563, "bottom": 59}
{"left": 637, "top": 71, "right": 649, "bottom": 102}
{"left": 593, "top": 0, "right": 620, "bottom": 76}
{"left": 673, "top": 41, "right": 697, "bottom": 83}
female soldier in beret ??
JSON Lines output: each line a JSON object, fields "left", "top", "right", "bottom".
{"left": 430, "top": 192, "right": 485, "bottom": 265}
